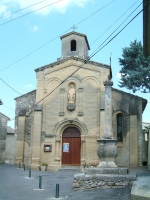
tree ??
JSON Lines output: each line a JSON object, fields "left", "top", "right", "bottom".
{"left": 118, "top": 40, "right": 150, "bottom": 93}
{"left": 142, "top": 125, "right": 150, "bottom": 135}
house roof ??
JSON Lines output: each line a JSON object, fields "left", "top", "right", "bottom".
{"left": 112, "top": 88, "right": 147, "bottom": 112}
{"left": 0, "top": 112, "right": 10, "bottom": 120}
{"left": 7, "top": 126, "right": 15, "bottom": 134}
{"left": 14, "top": 89, "right": 36, "bottom": 100}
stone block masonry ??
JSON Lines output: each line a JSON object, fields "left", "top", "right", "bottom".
{"left": 73, "top": 168, "right": 136, "bottom": 190}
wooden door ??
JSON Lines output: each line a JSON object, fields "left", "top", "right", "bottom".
{"left": 62, "top": 127, "right": 81, "bottom": 166}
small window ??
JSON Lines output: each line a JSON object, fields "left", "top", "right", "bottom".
{"left": 117, "top": 114, "right": 123, "bottom": 142}
{"left": 71, "top": 40, "right": 76, "bottom": 51}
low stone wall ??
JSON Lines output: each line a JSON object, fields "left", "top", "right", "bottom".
{"left": 73, "top": 168, "right": 136, "bottom": 191}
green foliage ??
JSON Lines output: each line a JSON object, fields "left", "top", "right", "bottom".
{"left": 142, "top": 125, "right": 150, "bottom": 134}
{"left": 119, "top": 40, "right": 150, "bottom": 93}
{"left": 82, "top": 162, "right": 98, "bottom": 168}
{"left": 41, "top": 163, "right": 48, "bottom": 167}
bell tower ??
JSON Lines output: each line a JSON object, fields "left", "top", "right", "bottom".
{"left": 60, "top": 31, "right": 90, "bottom": 59}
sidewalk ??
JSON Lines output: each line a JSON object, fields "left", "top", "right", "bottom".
{"left": 0, "top": 164, "right": 149, "bottom": 200}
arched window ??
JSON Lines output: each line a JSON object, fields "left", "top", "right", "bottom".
{"left": 117, "top": 114, "right": 123, "bottom": 142}
{"left": 71, "top": 40, "right": 76, "bottom": 51}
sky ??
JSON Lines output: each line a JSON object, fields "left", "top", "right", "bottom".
{"left": 0, "top": 0, "right": 149, "bottom": 129}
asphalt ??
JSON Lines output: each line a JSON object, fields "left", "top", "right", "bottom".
{"left": 0, "top": 164, "right": 150, "bottom": 200}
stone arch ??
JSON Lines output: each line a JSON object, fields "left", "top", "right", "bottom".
{"left": 82, "top": 76, "right": 100, "bottom": 88}
{"left": 53, "top": 119, "right": 87, "bottom": 167}
{"left": 46, "top": 77, "right": 62, "bottom": 87}
{"left": 82, "top": 76, "right": 100, "bottom": 131}
{"left": 65, "top": 77, "right": 81, "bottom": 86}
{"left": 53, "top": 118, "right": 88, "bottom": 136}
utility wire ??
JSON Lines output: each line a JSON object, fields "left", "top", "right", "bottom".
{"left": 0, "top": 0, "right": 57, "bottom": 19}
{"left": 76, "top": 0, "right": 117, "bottom": 26}
{"left": 0, "top": 29, "right": 70, "bottom": 72}
{"left": 89, "top": 0, "right": 143, "bottom": 59}
{"left": 5, "top": 0, "right": 149, "bottom": 120}
{"left": 90, "top": 0, "right": 140, "bottom": 46}
{"left": 0, "top": 0, "right": 64, "bottom": 27}
{"left": 0, "top": 77, "right": 22, "bottom": 95}
{"left": 2, "top": 105, "right": 15, "bottom": 111}
{"left": 0, "top": 0, "right": 116, "bottom": 72}
{"left": 25, "top": 2, "right": 147, "bottom": 118}
{"left": 9, "top": 2, "right": 147, "bottom": 121}
{"left": 0, "top": 0, "right": 117, "bottom": 96}
{"left": 89, "top": 2, "right": 150, "bottom": 60}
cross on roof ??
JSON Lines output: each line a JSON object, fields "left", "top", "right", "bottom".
{"left": 71, "top": 24, "right": 78, "bottom": 31}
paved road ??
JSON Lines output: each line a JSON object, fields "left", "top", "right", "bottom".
{"left": 0, "top": 164, "right": 148, "bottom": 200}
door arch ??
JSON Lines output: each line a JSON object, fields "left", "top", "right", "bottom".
{"left": 62, "top": 127, "right": 81, "bottom": 166}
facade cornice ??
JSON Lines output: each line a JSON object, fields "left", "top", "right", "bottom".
{"left": 34, "top": 57, "right": 110, "bottom": 72}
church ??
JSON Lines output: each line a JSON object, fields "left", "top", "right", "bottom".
{"left": 15, "top": 31, "right": 147, "bottom": 171}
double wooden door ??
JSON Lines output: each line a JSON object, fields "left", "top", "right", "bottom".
{"left": 62, "top": 127, "right": 81, "bottom": 166}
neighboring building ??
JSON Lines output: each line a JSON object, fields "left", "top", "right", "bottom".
{"left": 142, "top": 122, "right": 150, "bottom": 166}
{"left": 5, "top": 126, "right": 16, "bottom": 164}
{"left": 143, "top": 0, "right": 150, "bottom": 56}
{"left": 15, "top": 31, "right": 147, "bottom": 171}
{"left": 0, "top": 112, "right": 10, "bottom": 163}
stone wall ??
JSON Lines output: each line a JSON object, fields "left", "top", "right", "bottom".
{"left": 73, "top": 168, "right": 136, "bottom": 190}
{"left": 15, "top": 90, "right": 36, "bottom": 167}
{"left": 15, "top": 90, "right": 36, "bottom": 126}
{"left": 112, "top": 88, "right": 147, "bottom": 167}
{"left": 5, "top": 133, "right": 16, "bottom": 164}
{"left": 0, "top": 113, "right": 9, "bottom": 164}
{"left": 14, "top": 57, "right": 147, "bottom": 170}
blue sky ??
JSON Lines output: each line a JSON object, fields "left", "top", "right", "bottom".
{"left": 0, "top": 0, "right": 149, "bottom": 128}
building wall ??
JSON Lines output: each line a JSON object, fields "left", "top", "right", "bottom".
{"left": 15, "top": 58, "right": 146, "bottom": 170}
{"left": 15, "top": 90, "right": 36, "bottom": 167}
{"left": 142, "top": 122, "right": 150, "bottom": 165}
{"left": 61, "top": 34, "right": 89, "bottom": 59}
{"left": 0, "top": 113, "right": 9, "bottom": 164}
{"left": 112, "top": 89, "right": 145, "bottom": 167}
{"left": 5, "top": 133, "right": 16, "bottom": 164}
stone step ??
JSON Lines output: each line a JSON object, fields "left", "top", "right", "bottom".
{"left": 60, "top": 166, "right": 81, "bottom": 171}
{"left": 85, "top": 167, "right": 128, "bottom": 175}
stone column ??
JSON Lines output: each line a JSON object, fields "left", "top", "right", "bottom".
{"left": 59, "top": 88, "right": 65, "bottom": 116}
{"left": 16, "top": 116, "right": 26, "bottom": 167}
{"left": 55, "top": 138, "right": 61, "bottom": 161}
{"left": 97, "top": 80, "right": 118, "bottom": 168}
{"left": 81, "top": 138, "right": 86, "bottom": 164}
{"left": 31, "top": 104, "right": 42, "bottom": 170}
{"left": 103, "top": 81, "right": 113, "bottom": 139}
{"left": 78, "top": 87, "right": 84, "bottom": 116}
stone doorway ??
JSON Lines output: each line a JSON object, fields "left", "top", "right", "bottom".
{"left": 62, "top": 127, "right": 81, "bottom": 166}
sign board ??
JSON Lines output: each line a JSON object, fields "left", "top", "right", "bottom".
{"left": 63, "top": 143, "right": 69, "bottom": 152}
{"left": 44, "top": 144, "right": 52, "bottom": 152}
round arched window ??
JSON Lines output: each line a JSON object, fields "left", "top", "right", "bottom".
{"left": 71, "top": 40, "right": 76, "bottom": 51}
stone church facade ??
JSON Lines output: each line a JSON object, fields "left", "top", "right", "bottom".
{"left": 15, "top": 31, "right": 147, "bottom": 170}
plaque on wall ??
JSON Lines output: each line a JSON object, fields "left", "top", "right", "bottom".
{"left": 44, "top": 144, "right": 52, "bottom": 152}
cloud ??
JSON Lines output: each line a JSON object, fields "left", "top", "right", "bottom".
{"left": 117, "top": 73, "right": 121, "bottom": 79}
{"left": 24, "top": 84, "right": 34, "bottom": 88}
{"left": 0, "top": 4, "right": 11, "bottom": 18}
{"left": 32, "top": 26, "right": 38, "bottom": 32}
{"left": 0, "top": 0, "right": 92, "bottom": 16}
